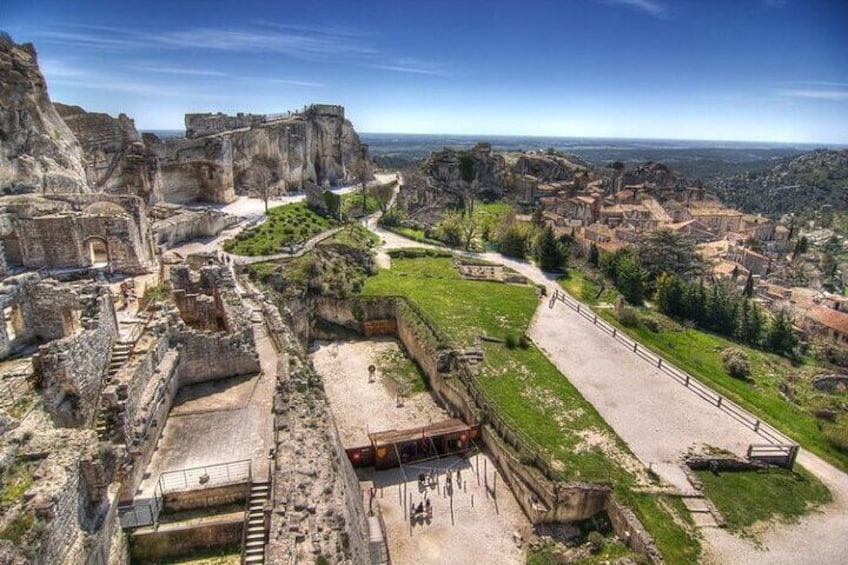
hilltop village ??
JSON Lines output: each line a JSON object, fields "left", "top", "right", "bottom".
{"left": 1, "top": 32, "right": 848, "bottom": 565}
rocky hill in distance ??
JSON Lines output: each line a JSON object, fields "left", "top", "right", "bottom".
{"left": 714, "top": 149, "right": 848, "bottom": 222}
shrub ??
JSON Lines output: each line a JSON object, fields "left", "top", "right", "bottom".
{"left": 721, "top": 347, "right": 751, "bottom": 379}
{"left": 587, "top": 531, "right": 605, "bottom": 554}
{"left": 505, "top": 334, "right": 519, "bottom": 349}
{"left": 616, "top": 306, "right": 639, "bottom": 328}
{"left": 824, "top": 424, "right": 848, "bottom": 454}
{"left": 518, "top": 335, "right": 530, "bottom": 349}
{"left": 642, "top": 316, "right": 661, "bottom": 333}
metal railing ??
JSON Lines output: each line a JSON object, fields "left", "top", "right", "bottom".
{"left": 158, "top": 459, "right": 252, "bottom": 494}
{"left": 118, "top": 459, "right": 252, "bottom": 529}
{"left": 549, "top": 289, "right": 798, "bottom": 451}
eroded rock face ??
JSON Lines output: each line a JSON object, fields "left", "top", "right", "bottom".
{"left": 151, "top": 104, "right": 370, "bottom": 204}
{"left": 55, "top": 103, "right": 163, "bottom": 203}
{"left": 0, "top": 34, "right": 89, "bottom": 193}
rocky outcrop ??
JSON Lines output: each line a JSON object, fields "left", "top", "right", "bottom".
{"left": 55, "top": 103, "right": 163, "bottom": 203}
{"left": 511, "top": 152, "right": 589, "bottom": 181}
{"left": 0, "top": 33, "right": 89, "bottom": 193}
{"left": 150, "top": 104, "right": 370, "bottom": 204}
{"left": 619, "top": 161, "right": 684, "bottom": 192}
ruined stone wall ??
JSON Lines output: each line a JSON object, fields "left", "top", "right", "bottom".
{"left": 151, "top": 208, "right": 239, "bottom": 248}
{"left": 32, "top": 289, "right": 117, "bottom": 427}
{"left": 173, "top": 325, "right": 259, "bottom": 385}
{"left": 185, "top": 112, "right": 267, "bottom": 138}
{"left": 130, "top": 517, "right": 244, "bottom": 562}
{"left": 7, "top": 193, "right": 156, "bottom": 275}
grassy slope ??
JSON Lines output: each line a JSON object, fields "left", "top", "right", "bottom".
{"left": 361, "top": 255, "right": 701, "bottom": 564}
{"left": 224, "top": 202, "right": 337, "bottom": 256}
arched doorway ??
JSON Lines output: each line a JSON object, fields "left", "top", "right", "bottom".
{"left": 87, "top": 238, "right": 109, "bottom": 268}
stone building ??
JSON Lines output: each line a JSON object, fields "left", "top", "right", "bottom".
{"left": 0, "top": 194, "right": 156, "bottom": 275}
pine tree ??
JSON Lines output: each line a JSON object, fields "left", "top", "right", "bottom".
{"left": 588, "top": 242, "right": 600, "bottom": 268}
{"left": 534, "top": 225, "right": 567, "bottom": 272}
{"left": 616, "top": 254, "right": 648, "bottom": 305}
{"left": 743, "top": 272, "right": 755, "bottom": 297}
{"left": 765, "top": 309, "right": 798, "bottom": 358}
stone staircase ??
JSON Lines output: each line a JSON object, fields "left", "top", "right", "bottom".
{"left": 243, "top": 480, "right": 270, "bottom": 564}
{"left": 107, "top": 340, "right": 133, "bottom": 381}
{"left": 94, "top": 340, "right": 133, "bottom": 441}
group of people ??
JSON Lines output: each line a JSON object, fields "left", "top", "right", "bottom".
{"left": 410, "top": 496, "right": 432, "bottom": 521}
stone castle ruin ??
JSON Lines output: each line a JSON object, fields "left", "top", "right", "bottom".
{"left": 0, "top": 32, "right": 667, "bottom": 565}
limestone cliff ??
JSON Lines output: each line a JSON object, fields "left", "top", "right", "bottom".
{"left": 55, "top": 103, "right": 163, "bottom": 203}
{"left": 402, "top": 144, "right": 592, "bottom": 221}
{"left": 151, "top": 104, "right": 370, "bottom": 204}
{"left": 0, "top": 33, "right": 89, "bottom": 193}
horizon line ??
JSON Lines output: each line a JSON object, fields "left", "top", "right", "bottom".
{"left": 138, "top": 127, "right": 848, "bottom": 147}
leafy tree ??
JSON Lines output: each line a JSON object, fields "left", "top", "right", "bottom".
{"left": 765, "top": 309, "right": 799, "bottom": 359}
{"left": 370, "top": 181, "right": 396, "bottom": 213}
{"left": 654, "top": 272, "right": 685, "bottom": 317}
{"left": 435, "top": 211, "right": 464, "bottom": 247}
{"left": 533, "top": 225, "right": 568, "bottom": 272}
{"left": 497, "top": 223, "right": 529, "bottom": 259}
{"left": 616, "top": 253, "right": 648, "bottom": 305}
{"left": 638, "top": 229, "right": 704, "bottom": 284}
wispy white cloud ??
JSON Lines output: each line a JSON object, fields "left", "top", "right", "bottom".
{"left": 604, "top": 0, "right": 669, "bottom": 18}
{"left": 47, "top": 78, "right": 223, "bottom": 99}
{"left": 371, "top": 58, "right": 449, "bottom": 76}
{"left": 130, "top": 65, "right": 228, "bottom": 77}
{"left": 779, "top": 89, "right": 848, "bottom": 101}
{"left": 235, "top": 76, "right": 325, "bottom": 88}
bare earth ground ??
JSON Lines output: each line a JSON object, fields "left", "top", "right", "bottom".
{"left": 137, "top": 309, "right": 276, "bottom": 497}
{"left": 312, "top": 339, "right": 529, "bottom": 564}
{"left": 311, "top": 339, "right": 448, "bottom": 447}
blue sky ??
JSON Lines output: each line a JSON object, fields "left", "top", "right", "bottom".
{"left": 3, "top": 0, "right": 847, "bottom": 143}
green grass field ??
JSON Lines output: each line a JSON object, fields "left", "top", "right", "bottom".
{"left": 695, "top": 467, "right": 832, "bottom": 532}
{"left": 223, "top": 202, "right": 338, "bottom": 256}
{"left": 361, "top": 254, "right": 702, "bottom": 564}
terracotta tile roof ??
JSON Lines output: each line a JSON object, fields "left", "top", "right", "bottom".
{"left": 808, "top": 306, "right": 848, "bottom": 336}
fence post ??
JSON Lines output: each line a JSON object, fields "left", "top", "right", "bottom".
{"left": 754, "top": 419, "right": 760, "bottom": 432}
{"left": 685, "top": 375, "right": 689, "bottom": 387}
{"left": 577, "top": 304, "right": 581, "bottom": 313}
{"left": 593, "top": 315, "right": 597, "bottom": 324}
{"left": 716, "top": 397, "right": 723, "bottom": 408}
{"left": 657, "top": 359, "right": 662, "bottom": 368}
{"left": 633, "top": 343, "right": 638, "bottom": 353}
{"left": 612, "top": 328, "right": 616, "bottom": 338}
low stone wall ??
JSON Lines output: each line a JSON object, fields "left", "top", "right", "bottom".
{"left": 606, "top": 498, "right": 664, "bottom": 564}
{"left": 152, "top": 208, "right": 239, "bottom": 248}
{"left": 130, "top": 516, "right": 243, "bottom": 562}
{"left": 163, "top": 483, "right": 249, "bottom": 512}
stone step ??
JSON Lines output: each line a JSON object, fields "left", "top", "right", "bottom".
{"left": 245, "top": 540, "right": 265, "bottom": 548}
{"left": 245, "top": 533, "right": 266, "bottom": 542}
{"left": 243, "top": 555, "right": 264, "bottom": 564}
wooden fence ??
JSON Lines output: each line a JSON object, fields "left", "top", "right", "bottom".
{"left": 549, "top": 289, "right": 799, "bottom": 468}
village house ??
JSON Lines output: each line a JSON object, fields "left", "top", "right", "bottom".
{"left": 805, "top": 305, "right": 848, "bottom": 345}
